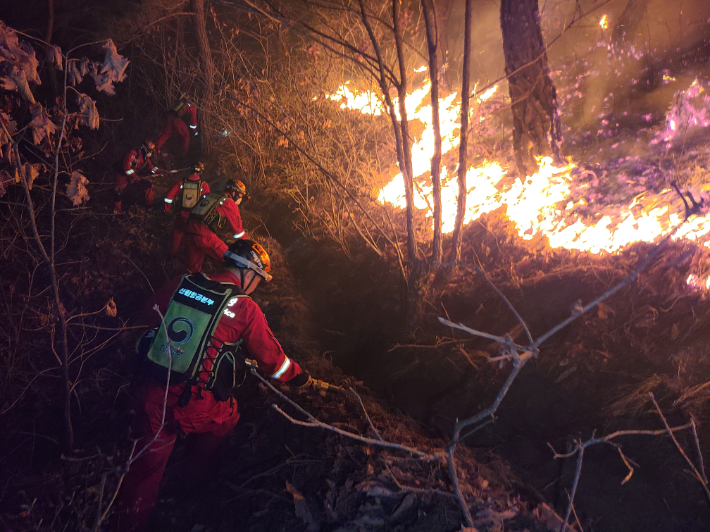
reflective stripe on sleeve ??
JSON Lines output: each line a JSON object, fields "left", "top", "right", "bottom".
{"left": 234, "top": 231, "right": 245, "bottom": 239}
{"left": 152, "top": 167, "right": 159, "bottom": 173}
{"left": 125, "top": 169, "right": 135, "bottom": 176}
{"left": 164, "top": 198, "right": 173, "bottom": 203}
{"left": 271, "top": 356, "right": 291, "bottom": 379}
{"left": 189, "top": 125, "right": 197, "bottom": 129}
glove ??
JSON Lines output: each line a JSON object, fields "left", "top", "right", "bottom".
{"left": 290, "top": 371, "right": 312, "bottom": 391}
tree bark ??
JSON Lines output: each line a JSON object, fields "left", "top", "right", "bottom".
{"left": 421, "top": 0, "right": 442, "bottom": 265}
{"left": 44, "top": 0, "right": 59, "bottom": 97}
{"left": 191, "top": 0, "right": 215, "bottom": 153}
{"left": 450, "top": 0, "right": 472, "bottom": 262}
{"left": 392, "top": 0, "right": 417, "bottom": 267}
{"left": 500, "top": 0, "right": 562, "bottom": 176}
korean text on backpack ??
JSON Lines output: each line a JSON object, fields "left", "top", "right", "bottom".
{"left": 145, "top": 273, "right": 248, "bottom": 394}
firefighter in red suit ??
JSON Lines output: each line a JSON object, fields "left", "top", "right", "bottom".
{"left": 114, "top": 141, "right": 161, "bottom": 214}
{"left": 183, "top": 179, "right": 248, "bottom": 273}
{"left": 155, "top": 97, "right": 198, "bottom": 157}
{"left": 164, "top": 161, "right": 210, "bottom": 255}
{"left": 110, "top": 240, "right": 314, "bottom": 532}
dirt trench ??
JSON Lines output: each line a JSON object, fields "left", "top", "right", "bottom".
{"left": 250, "top": 195, "right": 710, "bottom": 532}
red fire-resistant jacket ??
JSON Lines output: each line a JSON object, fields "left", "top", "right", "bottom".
{"left": 163, "top": 175, "right": 210, "bottom": 215}
{"left": 177, "top": 102, "right": 198, "bottom": 129}
{"left": 143, "top": 270, "right": 305, "bottom": 398}
{"left": 123, "top": 148, "right": 159, "bottom": 178}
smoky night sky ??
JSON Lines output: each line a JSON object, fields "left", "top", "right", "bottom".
{"left": 439, "top": 0, "right": 710, "bottom": 126}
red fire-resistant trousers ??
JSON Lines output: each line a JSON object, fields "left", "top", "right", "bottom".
{"left": 109, "top": 383, "right": 240, "bottom": 532}
{"left": 114, "top": 173, "right": 154, "bottom": 214}
{"left": 183, "top": 222, "right": 228, "bottom": 273}
{"left": 171, "top": 211, "right": 190, "bottom": 256}
{"left": 155, "top": 114, "right": 190, "bottom": 156}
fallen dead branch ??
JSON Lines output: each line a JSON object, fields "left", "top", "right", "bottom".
{"left": 549, "top": 415, "right": 695, "bottom": 532}
{"left": 251, "top": 369, "right": 442, "bottom": 462}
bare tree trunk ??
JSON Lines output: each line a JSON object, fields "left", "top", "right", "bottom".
{"left": 45, "top": 0, "right": 54, "bottom": 42}
{"left": 191, "top": 0, "right": 215, "bottom": 153}
{"left": 500, "top": 0, "right": 562, "bottom": 176}
{"left": 392, "top": 0, "right": 417, "bottom": 267}
{"left": 450, "top": 0, "right": 472, "bottom": 262}
{"left": 421, "top": 0, "right": 442, "bottom": 265}
{"left": 6, "top": 120, "right": 73, "bottom": 450}
{"left": 612, "top": 0, "right": 651, "bottom": 44}
{"left": 392, "top": 0, "right": 425, "bottom": 324}
{"left": 44, "top": 0, "right": 59, "bottom": 97}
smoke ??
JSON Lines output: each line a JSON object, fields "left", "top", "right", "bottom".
{"left": 440, "top": 0, "right": 710, "bottom": 131}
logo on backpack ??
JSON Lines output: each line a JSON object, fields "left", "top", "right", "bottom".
{"left": 167, "top": 317, "right": 194, "bottom": 344}
{"left": 181, "top": 180, "right": 201, "bottom": 210}
{"left": 144, "top": 274, "right": 250, "bottom": 397}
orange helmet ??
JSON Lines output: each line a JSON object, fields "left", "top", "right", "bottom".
{"left": 225, "top": 179, "right": 246, "bottom": 197}
{"left": 224, "top": 239, "right": 272, "bottom": 282}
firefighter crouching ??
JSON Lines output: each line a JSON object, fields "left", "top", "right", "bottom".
{"left": 114, "top": 140, "right": 161, "bottom": 214}
{"left": 109, "top": 240, "right": 314, "bottom": 532}
{"left": 164, "top": 161, "right": 210, "bottom": 256}
{"left": 183, "top": 179, "right": 248, "bottom": 273}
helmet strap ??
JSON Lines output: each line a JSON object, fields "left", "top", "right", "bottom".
{"left": 226, "top": 266, "right": 258, "bottom": 293}
{"left": 242, "top": 270, "right": 259, "bottom": 293}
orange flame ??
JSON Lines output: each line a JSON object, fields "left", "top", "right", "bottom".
{"left": 325, "top": 80, "right": 710, "bottom": 259}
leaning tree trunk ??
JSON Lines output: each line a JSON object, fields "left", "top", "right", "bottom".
{"left": 450, "top": 0, "right": 472, "bottom": 262}
{"left": 191, "top": 0, "right": 215, "bottom": 153}
{"left": 500, "top": 0, "right": 562, "bottom": 176}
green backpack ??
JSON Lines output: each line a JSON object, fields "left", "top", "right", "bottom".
{"left": 145, "top": 273, "right": 250, "bottom": 398}
{"left": 170, "top": 98, "right": 187, "bottom": 115}
{"left": 189, "top": 192, "right": 228, "bottom": 231}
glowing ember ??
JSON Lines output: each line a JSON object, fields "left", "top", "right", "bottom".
{"left": 599, "top": 15, "right": 608, "bottom": 29}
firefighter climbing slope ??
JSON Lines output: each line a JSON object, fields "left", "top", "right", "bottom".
{"left": 183, "top": 178, "right": 248, "bottom": 273}
{"left": 164, "top": 161, "right": 210, "bottom": 255}
{"left": 155, "top": 96, "right": 198, "bottom": 158}
{"left": 114, "top": 140, "right": 162, "bottom": 214}
{"left": 109, "top": 240, "right": 321, "bottom": 532}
